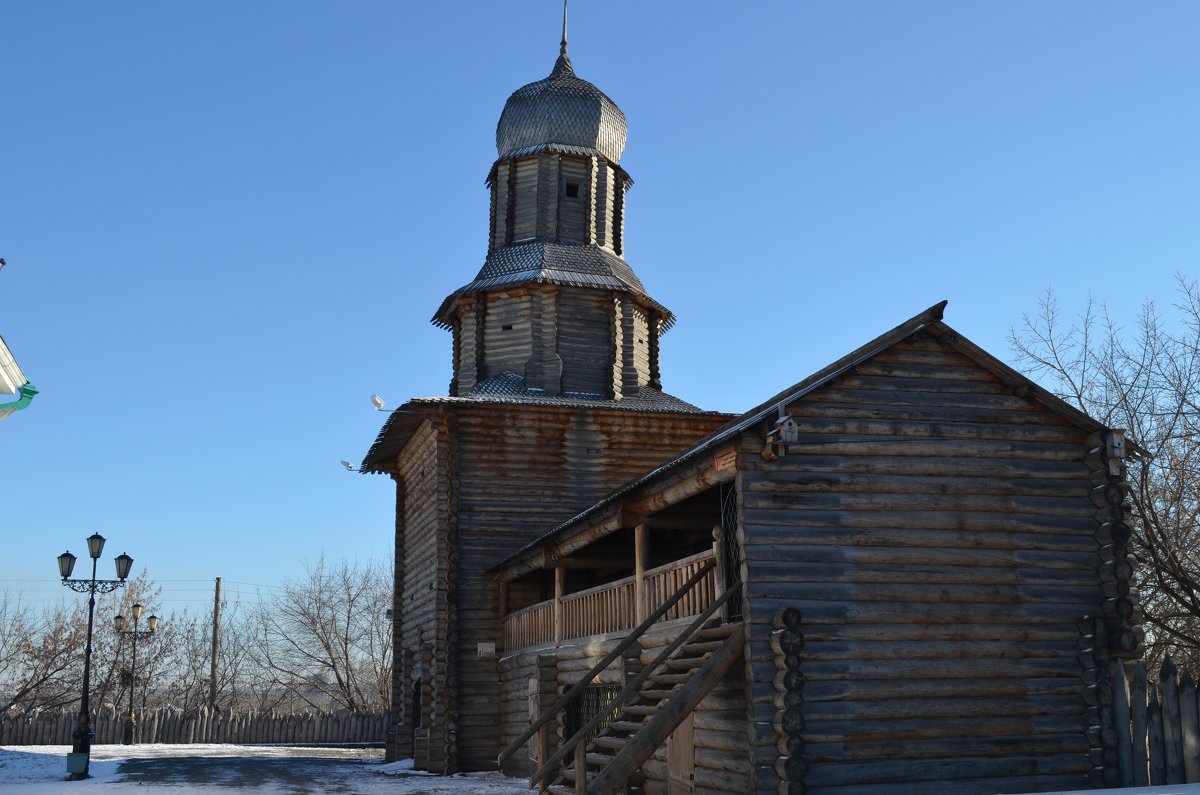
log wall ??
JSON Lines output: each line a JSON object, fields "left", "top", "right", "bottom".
{"left": 740, "top": 331, "right": 1106, "bottom": 794}
{"left": 393, "top": 419, "right": 454, "bottom": 772}
{"left": 558, "top": 288, "right": 614, "bottom": 397}
{"left": 511, "top": 157, "right": 538, "bottom": 242}
{"left": 454, "top": 299, "right": 480, "bottom": 394}
{"left": 481, "top": 292, "right": 532, "bottom": 379}
{"left": 448, "top": 403, "right": 728, "bottom": 770}
{"left": 594, "top": 160, "right": 614, "bottom": 250}
{"left": 557, "top": 156, "right": 589, "bottom": 243}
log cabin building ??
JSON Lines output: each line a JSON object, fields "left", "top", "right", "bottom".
{"left": 362, "top": 33, "right": 1143, "bottom": 795}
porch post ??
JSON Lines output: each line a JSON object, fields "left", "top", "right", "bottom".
{"left": 554, "top": 567, "right": 565, "bottom": 645}
{"left": 634, "top": 523, "right": 649, "bottom": 624}
{"left": 712, "top": 525, "right": 727, "bottom": 622}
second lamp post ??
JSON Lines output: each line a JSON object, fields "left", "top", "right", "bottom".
{"left": 114, "top": 604, "right": 158, "bottom": 745}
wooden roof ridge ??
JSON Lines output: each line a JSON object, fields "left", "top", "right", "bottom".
{"left": 490, "top": 299, "right": 1123, "bottom": 575}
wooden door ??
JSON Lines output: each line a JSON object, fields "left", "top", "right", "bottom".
{"left": 667, "top": 712, "right": 695, "bottom": 794}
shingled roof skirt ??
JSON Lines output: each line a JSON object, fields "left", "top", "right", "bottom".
{"left": 491, "top": 299, "right": 1128, "bottom": 579}
{"left": 431, "top": 242, "right": 675, "bottom": 331}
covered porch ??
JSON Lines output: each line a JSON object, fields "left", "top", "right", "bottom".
{"left": 490, "top": 444, "right": 751, "bottom": 793}
{"left": 495, "top": 463, "right": 742, "bottom": 653}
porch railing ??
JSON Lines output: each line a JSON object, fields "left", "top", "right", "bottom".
{"left": 562, "top": 580, "right": 635, "bottom": 640}
{"left": 502, "top": 550, "right": 717, "bottom": 651}
{"left": 503, "top": 599, "right": 555, "bottom": 650}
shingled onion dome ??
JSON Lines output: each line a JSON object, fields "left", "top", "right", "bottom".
{"left": 495, "top": 52, "right": 627, "bottom": 163}
{"left": 434, "top": 40, "right": 674, "bottom": 403}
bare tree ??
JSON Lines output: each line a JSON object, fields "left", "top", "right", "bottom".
{"left": 2, "top": 557, "right": 392, "bottom": 717}
{"left": 1010, "top": 278, "right": 1200, "bottom": 673}
{"left": 244, "top": 555, "right": 392, "bottom": 711}
{"left": 158, "top": 599, "right": 255, "bottom": 713}
{"left": 0, "top": 592, "right": 86, "bottom": 713}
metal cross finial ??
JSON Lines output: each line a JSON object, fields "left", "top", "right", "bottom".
{"left": 560, "top": 0, "right": 568, "bottom": 57}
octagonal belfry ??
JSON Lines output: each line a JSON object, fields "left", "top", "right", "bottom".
{"left": 433, "top": 49, "right": 678, "bottom": 404}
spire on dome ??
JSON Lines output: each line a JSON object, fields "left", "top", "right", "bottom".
{"left": 554, "top": 0, "right": 573, "bottom": 74}
{"left": 560, "top": 0, "right": 568, "bottom": 58}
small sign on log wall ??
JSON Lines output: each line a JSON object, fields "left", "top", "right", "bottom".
{"left": 712, "top": 448, "right": 736, "bottom": 473}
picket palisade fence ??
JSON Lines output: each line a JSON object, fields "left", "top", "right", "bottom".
{"left": 0, "top": 705, "right": 386, "bottom": 746}
{"left": 1105, "top": 657, "right": 1200, "bottom": 787}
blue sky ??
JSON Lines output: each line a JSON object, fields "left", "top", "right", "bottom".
{"left": 2, "top": 2, "right": 1197, "bottom": 614}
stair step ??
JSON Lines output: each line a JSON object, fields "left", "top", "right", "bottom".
{"left": 547, "top": 786, "right": 574, "bottom": 795}
{"left": 609, "top": 719, "right": 646, "bottom": 732}
{"left": 696, "top": 623, "right": 739, "bottom": 639}
{"left": 639, "top": 688, "right": 676, "bottom": 701}
{"left": 665, "top": 656, "right": 706, "bottom": 670}
{"left": 652, "top": 672, "right": 690, "bottom": 685}
{"left": 593, "top": 735, "right": 626, "bottom": 750}
{"left": 587, "top": 751, "right": 615, "bottom": 766}
{"left": 682, "top": 639, "right": 725, "bottom": 654}
{"left": 624, "top": 704, "right": 658, "bottom": 716}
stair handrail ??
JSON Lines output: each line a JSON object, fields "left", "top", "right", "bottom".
{"left": 529, "top": 583, "right": 741, "bottom": 789}
{"left": 498, "top": 558, "right": 716, "bottom": 766}
{"left": 587, "top": 623, "right": 746, "bottom": 795}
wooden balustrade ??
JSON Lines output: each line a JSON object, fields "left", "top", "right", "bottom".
{"left": 502, "top": 551, "right": 716, "bottom": 651}
{"left": 562, "top": 579, "right": 635, "bottom": 639}
{"left": 503, "top": 599, "right": 555, "bottom": 651}
{"left": 645, "top": 551, "right": 717, "bottom": 623}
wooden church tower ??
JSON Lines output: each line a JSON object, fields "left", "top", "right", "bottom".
{"left": 361, "top": 28, "right": 731, "bottom": 773}
{"left": 433, "top": 37, "right": 670, "bottom": 402}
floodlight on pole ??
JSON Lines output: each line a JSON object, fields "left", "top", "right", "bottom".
{"left": 371, "top": 394, "right": 386, "bottom": 411}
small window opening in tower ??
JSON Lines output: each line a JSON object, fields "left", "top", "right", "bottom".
{"left": 502, "top": 323, "right": 513, "bottom": 331}
{"left": 564, "top": 180, "right": 580, "bottom": 199}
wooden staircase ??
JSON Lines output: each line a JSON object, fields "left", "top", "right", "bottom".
{"left": 547, "top": 621, "right": 745, "bottom": 795}
{"left": 498, "top": 562, "right": 744, "bottom": 795}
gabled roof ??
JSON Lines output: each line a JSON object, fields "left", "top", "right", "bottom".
{"left": 491, "top": 300, "right": 1118, "bottom": 573}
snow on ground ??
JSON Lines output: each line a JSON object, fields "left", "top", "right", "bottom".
{"left": 8, "top": 745, "right": 1200, "bottom": 794}
{"left": 0, "top": 745, "right": 529, "bottom": 794}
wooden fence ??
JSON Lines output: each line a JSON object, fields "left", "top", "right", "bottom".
{"left": 1107, "top": 657, "right": 1200, "bottom": 786}
{"left": 0, "top": 705, "right": 386, "bottom": 746}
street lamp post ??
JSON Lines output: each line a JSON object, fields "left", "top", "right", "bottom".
{"left": 114, "top": 604, "right": 158, "bottom": 745}
{"left": 58, "top": 534, "right": 133, "bottom": 780}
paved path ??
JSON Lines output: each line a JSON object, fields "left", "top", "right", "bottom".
{"left": 87, "top": 745, "right": 525, "bottom": 794}
{"left": 115, "top": 751, "right": 382, "bottom": 792}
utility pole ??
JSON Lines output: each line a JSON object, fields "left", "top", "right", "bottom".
{"left": 209, "top": 576, "right": 221, "bottom": 710}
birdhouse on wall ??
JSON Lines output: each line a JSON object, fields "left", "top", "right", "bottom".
{"left": 776, "top": 415, "right": 799, "bottom": 444}
{"left": 762, "top": 415, "right": 798, "bottom": 461}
